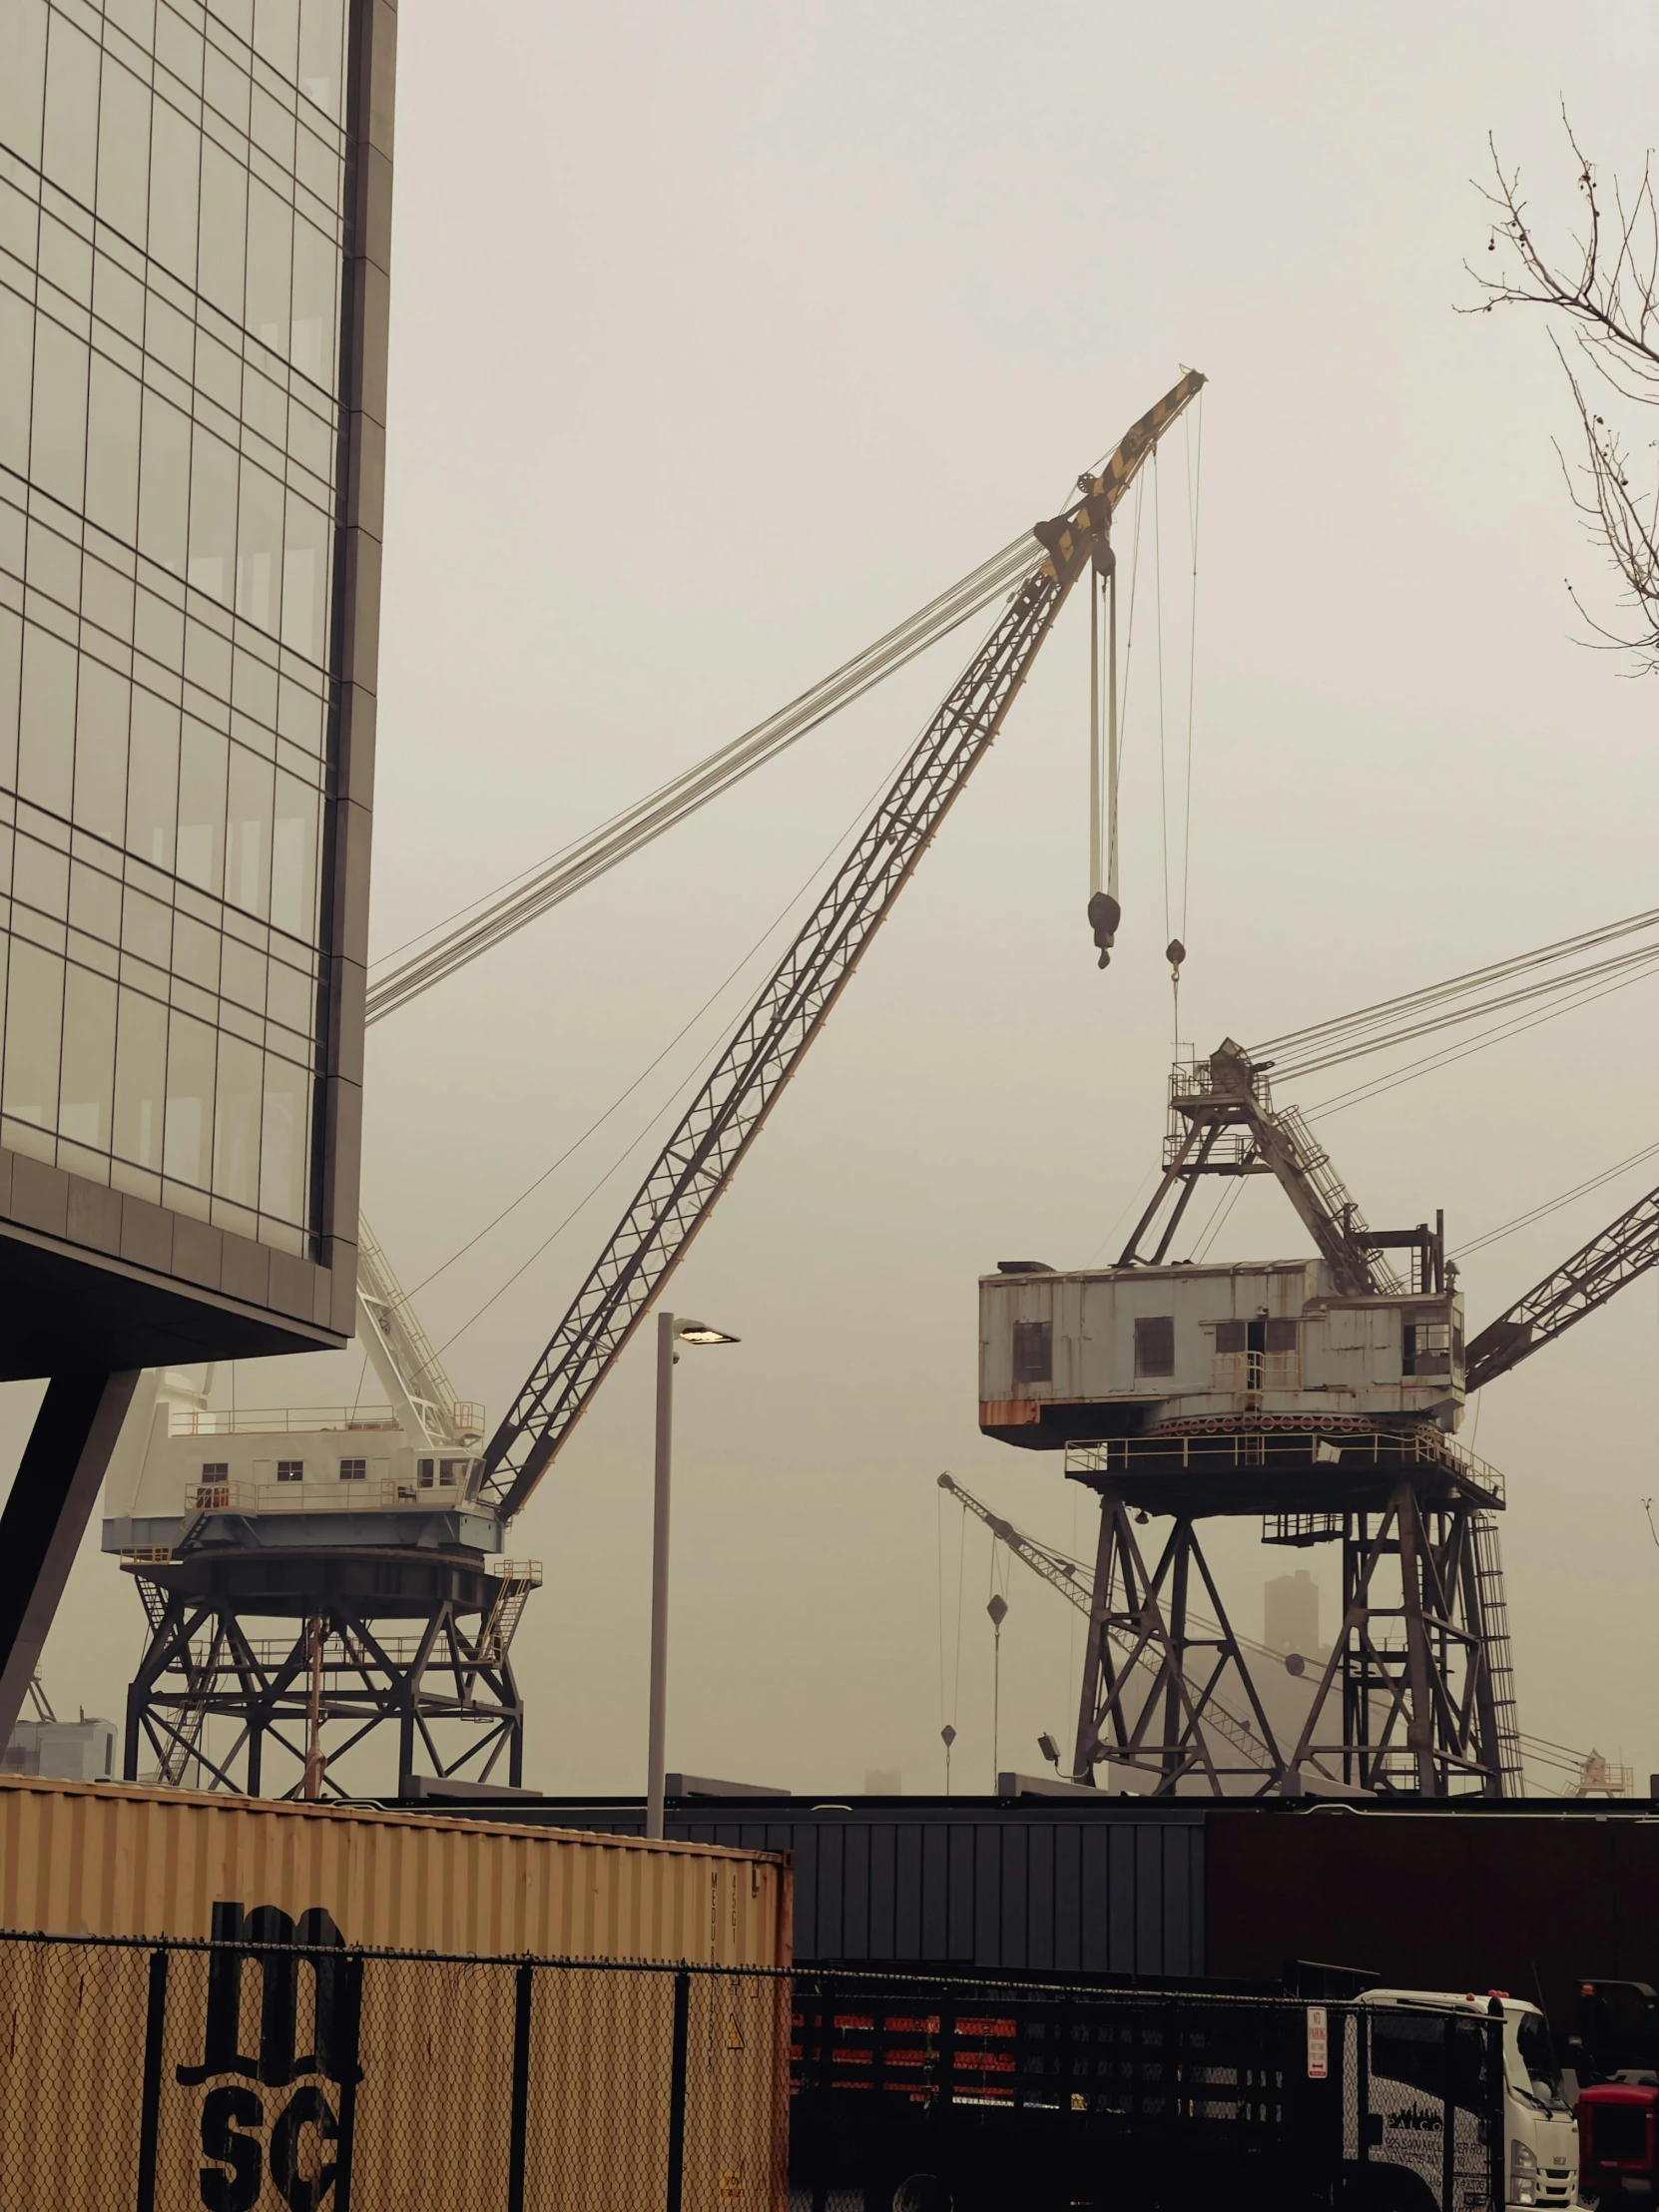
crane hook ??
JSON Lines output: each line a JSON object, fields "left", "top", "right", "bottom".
{"left": 1165, "top": 937, "right": 1186, "bottom": 980}
{"left": 1088, "top": 892, "right": 1121, "bottom": 969}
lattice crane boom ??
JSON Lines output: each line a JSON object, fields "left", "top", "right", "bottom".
{"left": 477, "top": 372, "right": 1206, "bottom": 1518}
{"left": 936, "top": 1472, "right": 1095, "bottom": 1611}
{"left": 935, "top": 1471, "right": 1274, "bottom": 1774}
{"left": 1464, "top": 1181, "right": 1659, "bottom": 1390}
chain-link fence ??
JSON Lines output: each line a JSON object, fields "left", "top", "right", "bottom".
{"left": 0, "top": 1929, "right": 1510, "bottom": 2209}
{"left": 0, "top": 1927, "right": 791, "bottom": 2210}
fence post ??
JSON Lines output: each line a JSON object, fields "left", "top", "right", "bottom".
{"left": 507, "top": 1961, "right": 534, "bottom": 2212}
{"left": 134, "top": 1946, "right": 169, "bottom": 2212}
{"left": 665, "top": 1968, "right": 691, "bottom": 2212}
{"left": 333, "top": 1953, "right": 365, "bottom": 2212}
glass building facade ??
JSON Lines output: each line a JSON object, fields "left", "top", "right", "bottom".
{"left": 0, "top": 0, "right": 390, "bottom": 1369}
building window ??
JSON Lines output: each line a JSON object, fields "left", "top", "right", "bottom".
{"left": 1265, "top": 1319, "right": 1299, "bottom": 1353}
{"left": 1134, "top": 1317, "right": 1175, "bottom": 1378}
{"left": 1012, "top": 1321, "right": 1052, "bottom": 1384}
{"left": 276, "top": 1460, "right": 303, "bottom": 1482}
{"left": 338, "top": 1457, "right": 366, "bottom": 1482}
{"left": 0, "top": 0, "right": 354, "bottom": 1258}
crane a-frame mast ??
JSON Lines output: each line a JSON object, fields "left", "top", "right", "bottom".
{"left": 477, "top": 371, "right": 1206, "bottom": 1518}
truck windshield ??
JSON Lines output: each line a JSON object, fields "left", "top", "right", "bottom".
{"left": 1508, "top": 2012, "right": 1569, "bottom": 2111}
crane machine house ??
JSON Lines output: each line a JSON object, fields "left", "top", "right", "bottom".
{"left": 978, "top": 1040, "right": 1476, "bottom": 1519}
{"left": 103, "top": 1222, "right": 504, "bottom": 1558}
{"left": 980, "top": 1257, "right": 1464, "bottom": 1447}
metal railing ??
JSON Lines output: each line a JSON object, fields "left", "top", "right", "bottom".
{"left": 1065, "top": 1424, "right": 1506, "bottom": 1504}
{"left": 171, "top": 1406, "right": 401, "bottom": 1437}
{"left": 1209, "top": 1351, "right": 1301, "bottom": 1393}
{"left": 185, "top": 1477, "right": 467, "bottom": 1516}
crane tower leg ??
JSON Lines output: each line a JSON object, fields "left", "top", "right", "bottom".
{"left": 1071, "top": 1495, "right": 1287, "bottom": 1797}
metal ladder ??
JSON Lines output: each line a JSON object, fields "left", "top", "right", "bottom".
{"left": 473, "top": 1563, "right": 542, "bottom": 1666}
{"left": 1271, "top": 1103, "right": 1406, "bottom": 1295}
{"left": 133, "top": 1574, "right": 218, "bottom": 1788}
{"left": 1470, "top": 1513, "right": 1525, "bottom": 1795}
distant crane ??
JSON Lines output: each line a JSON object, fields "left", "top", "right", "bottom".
{"left": 937, "top": 1471, "right": 1282, "bottom": 1779}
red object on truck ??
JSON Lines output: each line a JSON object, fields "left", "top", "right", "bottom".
{"left": 1577, "top": 2082, "right": 1659, "bottom": 2193}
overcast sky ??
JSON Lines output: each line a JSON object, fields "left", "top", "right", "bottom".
{"left": 11, "top": 0, "right": 1659, "bottom": 1799}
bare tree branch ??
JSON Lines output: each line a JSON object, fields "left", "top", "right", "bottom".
{"left": 1465, "top": 112, "right": 1659, "bottom": 672}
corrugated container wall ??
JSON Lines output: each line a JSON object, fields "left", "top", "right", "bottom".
{"left": 0, "top": 1779, "right": 791, "bottom": 1964}
{"left": 463, "top": 1799, "right": 1207, "bottom": 1977}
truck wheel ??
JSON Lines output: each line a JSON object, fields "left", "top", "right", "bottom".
{"left": 890, "top": 2176, "right": 953, "bottom": 2212}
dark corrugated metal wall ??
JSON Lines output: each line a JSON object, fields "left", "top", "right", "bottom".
{"left": 498, "top": 1803, "right": 1204, "bottom": 1977}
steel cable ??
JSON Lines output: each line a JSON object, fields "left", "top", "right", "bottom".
{"left": 1250, "top": 904, "right": 1659, "bottom": 1069}
{"left": 363, "top": 533, "right": 1046, "bottom": 1023}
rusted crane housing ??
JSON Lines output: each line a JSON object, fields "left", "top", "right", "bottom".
{"left": 980, "top": 1256, "right": 1464, "bottom": 1449}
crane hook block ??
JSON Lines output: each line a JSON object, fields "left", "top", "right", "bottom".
{"left": 1088, "top": 891, "right": 1121, "bottom": 970}
{"left": 1165, "top": 937, "right": 1186, "bottom": 975}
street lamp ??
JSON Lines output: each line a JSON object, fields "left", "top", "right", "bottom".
{"left": 646, "top": 1311, "right": 740, "bottom": 1842}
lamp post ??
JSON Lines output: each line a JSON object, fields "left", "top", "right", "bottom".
{"left": 646, "top": 1311, "right": 740, "bottom": 1842}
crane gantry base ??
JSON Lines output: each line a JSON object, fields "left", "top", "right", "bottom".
{"left": 1070, "top": 1469, "right": 1521, "bottom": 1800}
{"left": 120, "top": 1545, "right": 537, "bottom": 1800}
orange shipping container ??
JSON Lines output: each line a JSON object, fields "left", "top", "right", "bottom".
{"left": 0, "top": 1774, "right": 791, "bottom": 1960}
{"left": 0, "top": 1780, "right": 793, "bottom": 2210}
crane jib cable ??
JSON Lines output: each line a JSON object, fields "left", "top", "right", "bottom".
{"left": 365, "top": 539, "right": 1046, "bottom": 1025}
{"left": 474, "top": 372, "right": 1206, "bottom": 1519}
{"left": 1248, "top": 904, "right": 1659, "bottom": 1069}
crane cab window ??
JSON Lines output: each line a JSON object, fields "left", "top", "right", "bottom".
{"left": 338, "top": 1457, "right": 366, "bottom": 1482}
{"left": 202, "top": 1461, "right": 229, "bottom": 1479}
{"left": 1134, "top": 1317, "right": 1175, "bottom": 1378}
{"left": 276, "top": 1460, "right": 303, "bottom": 1482}
{"left": 1215, "top": 1321, "right": 1298, "bottom": 1355}
{"left": 417, "top": 1458, "right": 434, "bottom": 1488}
{"left": 439, "top": 1459, "right": 466, "bottom": 1486}
{"left": 1012, "top": 1321, "right": 1052, "bottom": 1383}
{"left": 1404, "top": 1319, "right": 1452, "bottom": 1377}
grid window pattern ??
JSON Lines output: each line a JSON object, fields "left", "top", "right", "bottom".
{"left": 0, "top": 0, "right": 349, "bottom": 1255}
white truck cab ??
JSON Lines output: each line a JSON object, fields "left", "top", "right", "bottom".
{"left": 1359, "top": 1988, "right": 1578, "bottom": 2209}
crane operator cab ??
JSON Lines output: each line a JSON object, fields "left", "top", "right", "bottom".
{"left": 979, "top": 1256, "right": 1465, "bottom": 1451}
